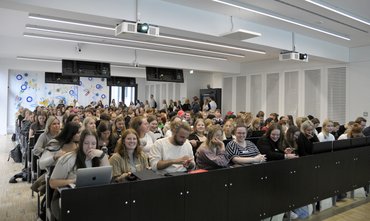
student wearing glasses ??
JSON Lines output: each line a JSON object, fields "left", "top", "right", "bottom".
{"left": 225, "top": 124, "right": 266, "bottom": 165}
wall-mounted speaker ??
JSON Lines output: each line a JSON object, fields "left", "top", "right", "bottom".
{"left": 45, "top": 72, "right": 80, "bottom": 85}
{"left": 62, "top": 60, "right": 111, "bottom": 78}
{"left": 106, "top": 77, "right": 136, "bottom": 87}
{"left": 146, "top": 67, "right": 184, "bottom": 83}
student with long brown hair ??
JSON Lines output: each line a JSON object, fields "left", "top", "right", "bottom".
{"left": 109, "top": 129, "right": 149, "bottom": 182}
{"left": 196, "top": 125, "right": 230, "bottom": 170}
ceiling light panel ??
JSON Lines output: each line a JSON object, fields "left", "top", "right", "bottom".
{"left": 16, "top": 56, "right": 61, "bottom": 62}
{"left": 25, "top": 25, "right": 245, "bottom": 58}
{"left": 23, "top": 33, "right": 228, "bottom": 61}
{"left": 27, "top": 14, "right": 265, "bottom": 55}
{"left": 305, "top": 0, "right": 370, "bottom": 26}
{"left": 29, "top": 13, "right": 116, "bottom": 30}
{"left": 213, "top": 0, "right": 350, "bottom": 41}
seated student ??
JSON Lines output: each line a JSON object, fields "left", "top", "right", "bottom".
{"left": 147, "top": 115, "right": 164, "bottom": 141}
{"left": 29, "top": 111, "right": 47, "bottom": 140}
{"left": 49, "top": 129, "right": 109, "bottom": 220}
{"left": 311, "top": 118, "right": 320, "bottom": 135}
{"left": 109, "top": 129, "right": 149, "bottom": 182}
{"left": 317, "top": 119, "right": 335, "bottom": 142}
{"left": 338, "top": 121, "right": 361, "bottom": 140}
{"left": 363, "top": 125, "right": 370, "bottom": 137}
{"left": 296, "top": 120, "right": 320, "bottom": 156}
{"left": 222, "top": 119, "right": 235, "bottom": 140}
{"left": 163, "top": 115, "right": 182, "bottom": 138}
{"left": 226, "top": 124, "right": 266, "bottom": 165}
{"left": 34, "top": 116, "right": 61, "bottom": 157}
{"left": 149, "top": 121, "right": 194, "bottom": 174}
{"left": 188, "top": 118, "right": 207, "bottom": 154}
{"left": 331, "top": 121, "right": 340, "bottom": 140}
{"left": 339, "top": 123, "right": 364, "bottom": 140}
{"left": 97, "top": 122, "right": 116, "bottom": 157}
{"left": 82, "top": 116, "right": 96, "bottom": 131}
{"left": 130, "top": 116, "right": 154, "bottom": 153}
{"left": 284, "top": 126, "right": 300, "bottom": 152}
{"left": 39, "top": 122, "right": 81, "bottom": 170}
{"left": 257, "top": 123, "right": 298, "bottom": 161}
{"left": 111, "top": 116, "right": 126, "bottom": 140}
{"left": 261, "top": 117, "right": 273, "bottom": 132}
{"left": 196, "top": 125, "right": 230, "bottom": 170}
{"left": 247, "top": 117, "right": 261, "bottom": 137}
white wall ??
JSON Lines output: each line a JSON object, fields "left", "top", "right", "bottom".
{"left": 144, "top": 71, "right": 223, "bottom": 106}
{"left": 229, "top": 59, "right": 351, "bottom": 123}
{"left": 0, "top": 65, "right": 9, "bottom": 135}
{"left": 186, "top": 71, "right": 213, "bottom": 100}
{"left": 348, "top": 45, "right": 370, "bottom": 122}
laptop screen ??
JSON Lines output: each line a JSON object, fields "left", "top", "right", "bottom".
{"left": 75, "top": 166, "right": 112, "bottom": 188}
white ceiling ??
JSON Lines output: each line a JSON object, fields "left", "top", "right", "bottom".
{"left": 0, "top": 0, "right": 369, "bottom": 73}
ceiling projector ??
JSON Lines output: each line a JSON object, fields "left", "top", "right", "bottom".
{"left": 279, "top": 51, "right": 308, "bottom": 62}
{"left": 115, "top": 21, "right": 160, "bottom": 37}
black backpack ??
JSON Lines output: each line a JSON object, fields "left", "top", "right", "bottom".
{"left": 8, "top": 144, "right": 22, "bottom": 163}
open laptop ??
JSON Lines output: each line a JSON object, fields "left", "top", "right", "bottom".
{"left": 74, "top": 166, "right": 112, "bottom": 188}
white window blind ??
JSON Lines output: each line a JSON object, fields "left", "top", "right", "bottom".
{"left": 284, "top": 71, "right": 299, "bottom": 117}
{"left": 175, "top": 83, "right": 180, "bottom": 100}
{"left": 145, "top": 85, "right": 149, "bottom": 101}
{"left": 156, "top": 84, "right": 160, "bottom": 102}
{"left": 266, "top": 73, "right": 279, "bottom": 115}
{"left": 328, "top": 67, "right": 346, "bottom": 124}
{"left": 236, "top": 76, "right": 246, "bottom": 113}
{"left": 250, "top": 75, "right": 262, "bottom": 115}
{"left": 161, "top": 84, "right": 166, "bottom": 103}
{"left": 223, "top": 77, "right": 233, "bottom": 115}
{"left": 150, "top": 85, "right": 154, "bottom": 99}
{"left": 168, "top": 83, "right": 173, "bottom": 100}
{"left": 305, "top": 69, "right": 321, "bottom": 119}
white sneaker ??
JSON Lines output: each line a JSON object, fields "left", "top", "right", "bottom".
{"left": 290, "top": 211, "right": 299, "bottom": 219}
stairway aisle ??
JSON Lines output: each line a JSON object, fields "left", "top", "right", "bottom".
{"left": 0, "top": 134, "right": 37, "bottom": 221}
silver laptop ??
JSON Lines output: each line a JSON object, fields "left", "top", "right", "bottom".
{"left": 75, "top": 166, "right": 112, "bottom": 188}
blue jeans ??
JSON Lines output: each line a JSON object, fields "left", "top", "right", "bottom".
{"left": 293, "top": 205, "right": 309, "bottom": 219}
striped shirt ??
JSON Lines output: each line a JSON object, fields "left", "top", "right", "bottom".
{"left": 226, "top": 140, "right": 261, "bottom": 161}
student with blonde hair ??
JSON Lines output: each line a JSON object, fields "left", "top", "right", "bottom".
{"left": 296, "top": 120, "right": 319, "bottom": 156}
{"left": 317, "top": 119, "right": 335, "bottom": 142}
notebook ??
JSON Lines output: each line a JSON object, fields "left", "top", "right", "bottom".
{"left": 132, "top": 169, "right": 164, "bottom": 181}
{"left": 75, "top": 166, "right": 112, "bottom": 188}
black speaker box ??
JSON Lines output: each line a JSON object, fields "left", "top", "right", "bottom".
{"left": 45, "top": 72, "right": 80, "bottom": 85}
{"left": 146, "top": 67, "right": 184, "bottom": 83}
{"left": 107, "top": 77, "right": 136, "bottom": 87}
{"left": 62, "top": 60, "right": 110, "bottom": 78}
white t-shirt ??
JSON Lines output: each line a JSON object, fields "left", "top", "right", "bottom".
{"left": 338, "top": 133, "right": 348, "bottom": 140}
{"left": 317, "top": 132, "right": 335, "bottom": 142}
{"left": 209, "top": 100, "right": 217, "bottom": 111}
{"left": 149, "top": 137, "right": 194, "bottom": 174}
{"left": 140, "top": 133, "right": 154, "bottom": 153}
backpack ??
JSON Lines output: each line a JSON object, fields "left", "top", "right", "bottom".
{"left": 11, "top": 133, "right": 16, "bottom": 142}
{"left": 8, "top": 144, "right": 22, "bottom": 163}
{"left": 154, "top": 101, "right": 157, "bottom": 109}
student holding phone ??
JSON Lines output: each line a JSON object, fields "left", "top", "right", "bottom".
{"left": 149, "top": 121, "right": 195, "bottom": 174}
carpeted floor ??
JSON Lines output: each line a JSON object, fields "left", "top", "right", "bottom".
{"left": 0, "top": 134, "right": 37, "bottom": 221}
